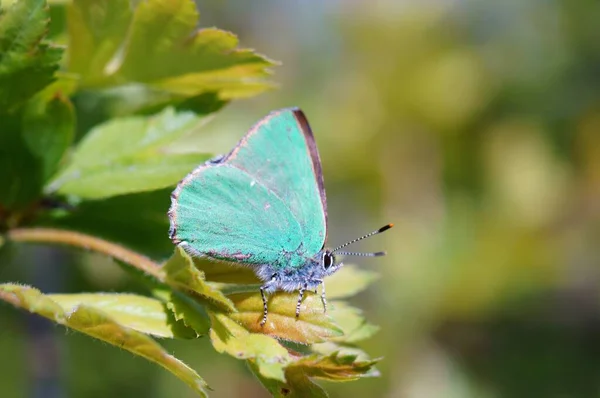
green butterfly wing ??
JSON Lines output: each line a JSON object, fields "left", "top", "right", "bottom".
{"left": 226, "top": 109, "right": 327, "bottom": 255}
{"left": 170, "top": 164, "right": 302, "bottom": 265}
{"left": 169, "top": 108, "right": 327, "bottom": 266}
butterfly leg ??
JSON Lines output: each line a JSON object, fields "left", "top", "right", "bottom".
{"left": 320, "top": 281, "right": 327, "bottom": 313}
{"left": 295, "top": 284, "right": 308, "bottom": 319}
{"left": 260, "top": 287, "right": 268, "bottom": 326}
{"left": 260, "top": 275, "right": 277, "bottom": 327}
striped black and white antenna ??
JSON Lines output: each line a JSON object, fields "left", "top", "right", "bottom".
{"left": 332, "top": 223, "right": 393, "bottom": 257}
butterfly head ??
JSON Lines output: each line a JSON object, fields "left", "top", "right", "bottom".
{"left": 320, "top": 249, "right": 341, "bottom": 276}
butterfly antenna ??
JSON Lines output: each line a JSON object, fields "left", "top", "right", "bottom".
{"left": 332, "top": 223, "right": 393, "bottom": 256}
{"left": 334, "top": 251, "right": 386, "bottom": 257}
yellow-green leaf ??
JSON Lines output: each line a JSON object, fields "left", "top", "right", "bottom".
{"left": 288, "top": 352, "right": 381, "bottom": 381}
{"left": 226, "top": 292, "right": 343, "bottom": 344}
{"left": 311, "top": 342, "right": 373, "bottom": 362}
{"left": 328, "top": 301, "right": 380, "bottom": 344}
{"left": 0, "top": 284, "right": 209, "bottom": 397}
{"left": 248, "top": 360, "right": 329, "bottom": 398}
{"left": 252, "top": 349, "right": 381, "bottom": 398}
{"left": 47, "top": 292, "right": 194, "bottom": 339}
{"left": 325, "top": 265, "right": 379, "bottom": 299}
{"left": 164, "top": 291, "right": 211, "bottom": 337}
{"left": 163, "top": 247, "right": 236, "bottom": 312}
{"left": 46, "top": 107, "right": 211, "bottom": 199}
{"left": 209, "top": 312, "right": 291, "bottom": 382}
{"left": 67, "top": 0, "right": 277, "bottom": 101}
{"left": 66, "top": 0, "right": 131, "bottom": 85}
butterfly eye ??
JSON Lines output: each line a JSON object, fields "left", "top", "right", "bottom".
{"left": 323, "top": 252, "right": 335, "bottom": 270}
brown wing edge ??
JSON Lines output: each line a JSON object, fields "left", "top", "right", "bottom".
{"left": 226, "top": 107, "right": 329, "bottom": 232}
{"left": 291, "top": 108, "right": 329, "bottom": 237}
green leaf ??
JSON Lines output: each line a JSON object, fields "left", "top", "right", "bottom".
{"left": 311, "top": 342, "right": 373, "bottom": 362}
{"left": 47, "top": 292, "right": 197, "bottom": 339}
{"left": 0, "top": 0, "right": 63, "bottom": 110}
{"left": 101, "top": 87, "right": 228, "bottom": 117}
{"left": 163, "top": 291, "right": 211, "bottom": 337}
{"left": 22, "top": 76, "right": 76, "bottom": 182}
{"left": 0, "top": 114, "right": 44, "bottom": 209}
{"left": 209, "top": 312, "right": 291, "bottom": 382}
{"left": 251, "top": 349, "right": 380, "bottom": 396}
{"left": 288, "top": 352, "right": 380, "bottom": 382}
{"left": 325, "top": 265, "right": 379, "bottom": 299}
{"left": 0, "top": 75, "right": 76, "bottom": 211}
{"left": 66, "top": 0, "right": 132, "bottom": 85}
{"left": 328, "top": 301, "right": 380, "bottom": 344}
{"left": 67, "top": 0, "right": 276, "bottom": 104}
{"left": 249, "top": 360, "right": 329, "bottom": 398}
{"left": 226, "top": 292, "right": 343, "bottom": 344}
{"left": 162, "top": 247, "right": 236, "bottom": 312}
{"left": 51, "top": 152, "right": 210, "bottom": 199}
{"left": 46, "top": 107, "right": 211, "bottom": 199}
{"left": 0, "top": 284, "right": 210, "bottom": 396}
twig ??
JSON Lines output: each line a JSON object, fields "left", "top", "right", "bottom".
{"left": 0, "top": 289, "right": 20, "bottom": 307}
{"left": 7, "top": 228, "right": 163, "bottom": 280}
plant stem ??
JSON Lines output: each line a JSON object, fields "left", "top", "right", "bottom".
{"left": 7, "top": 227, "right": 163, "bottom": 280}
{"left": 0, "top": 289, "right": 20, "bottom": 307}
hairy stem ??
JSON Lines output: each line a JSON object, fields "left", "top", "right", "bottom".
{"left": 0, "top": 289, "right": 20, "bottom": 307}
{"left": 7, "top": 228, "right": 163, "bottom": 279}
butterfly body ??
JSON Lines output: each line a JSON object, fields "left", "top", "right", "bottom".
{"left": 169, "top": 108, "right": 388, "bottom": 325}
{"left": 253, "top": 250, "right": 340, "bottom": 291}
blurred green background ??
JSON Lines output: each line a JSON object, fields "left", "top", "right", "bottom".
{"left": 2, "top": 0, "right": 600, "bottom": 397}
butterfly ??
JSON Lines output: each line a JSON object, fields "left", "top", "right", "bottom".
{"left": 168, "top": 108, "right": 392, "bottom": 326}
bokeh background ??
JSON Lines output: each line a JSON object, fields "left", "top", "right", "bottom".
{"left": 2, "top": 0, "right": 600, "bottom": 397}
